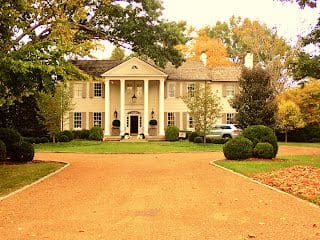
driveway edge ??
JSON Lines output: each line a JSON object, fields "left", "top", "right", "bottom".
{"left": 209, "top": 160, "right": 320, "bottom": 209}
{"left": 0, "top": 161, "right": 70, "bottom": 202}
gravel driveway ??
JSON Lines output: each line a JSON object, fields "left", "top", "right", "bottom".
{"left": 1, "top": 147, "right": 320, "bottom": 239}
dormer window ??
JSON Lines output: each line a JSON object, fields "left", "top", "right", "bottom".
{"left": 131, "top": 65, "right": 138, "bottom": 69}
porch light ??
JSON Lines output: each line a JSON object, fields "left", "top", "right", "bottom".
{"left": 114, "top": 110, "right": 118, "bottom": 119}
{"left": 131, "top": 94, "right": 137, "bottom": 103}
{"left": 151, "top": 109, "right": 155, "bottom": 119}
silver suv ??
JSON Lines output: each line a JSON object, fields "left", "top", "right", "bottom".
{"left": 207, "top": 124, "right": 242, "bottom": 139}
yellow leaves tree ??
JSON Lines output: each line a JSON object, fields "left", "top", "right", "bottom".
{"left": 276, "top": 100, "right": 305, "bottom": 142}
{"left": 177, "top": 32, "right": 233, "bottom": 66}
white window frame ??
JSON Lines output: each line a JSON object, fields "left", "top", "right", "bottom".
{"left": 93, "top": 112, "right": 102, "bottom": 127}
{"left": 94, "top": 83, "right": 102, "bottom": 97}
{"left": 226, "top": 113, "right": 234, "bottom": 124}
{"left": 74, "top": 112, "right": 82, "bottom": 129}
{"left": 74, "top": 83, "right": 82, "bottom": 98}
{"left": 167, "top": 112, "right": 175, "bottom": 126}
{"left": 187, "top": 82, "right": 195, "bottom": 96}
{"left": 168, "top": 82, "right": 175, "bottom": 98}
{"left": 188, "top": 114, "right": 194, "bottom": 129}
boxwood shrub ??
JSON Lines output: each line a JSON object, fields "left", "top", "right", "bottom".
{"left": 0, "top": 128, "right": 22, "bottom": 153}
{"left": 223, "top": 137, "right": 253, "bottom": 160}
{"left": 194, "top": 136, "right": 204, "bottom": 143}
{"left": 89, "top": 126, "right": 104, "bottom": 141}
{"left": 0, "top": 140, "right": 6, "bottom": 162}
{"left": 189, "top": 132, "right": 199, "bottom": 142}
{"left": 10, "top": 141, "right": 34, "bottom": 162}
{"left": 165, "top": 125, "right": 180, "bottom": 141}
{"left": 254, "top": 142, "right": 274, "bottom": 159}
{"left": 241, "top": 125, "right": 278, "bottom": 158}
{"left": 58, "top": 135, "right": 69, "bottom": 142}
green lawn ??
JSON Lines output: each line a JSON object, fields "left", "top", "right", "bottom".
{"left": 278, "top": 142, "right": 320, "bottom": 148}
{"left": 34, "top": 140, "right": 223, "bottom": 153}
{"left": 215, "top": 155, "right": 320, "bottom": 176}
{"left": 0, "top": 161, "right": 65, "bottom": 197}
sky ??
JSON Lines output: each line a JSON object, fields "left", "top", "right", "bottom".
{"left": 91, "top": 0, "right": 319, "bottom": 59}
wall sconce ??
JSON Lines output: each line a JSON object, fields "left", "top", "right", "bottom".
{"left": 132, "top": 80, "right": 137, "bottom": 103}
{"left": 151, "top": 109, "right": 155, "bottom": 119}
{"left": 114, "top": 110, "right": 118, "bottom": 119}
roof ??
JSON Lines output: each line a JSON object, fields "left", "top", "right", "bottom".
{"left": 72, "top": 58, "right": 241, "bottom": 82}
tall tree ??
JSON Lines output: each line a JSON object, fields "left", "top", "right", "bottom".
{"left": 177, "top": 31, "right": 233, "bottom": 66}
{"left": 110, "top": 47, "right": 125, "bottom": 60}
{"left": 0, "top": 0, "right": 187, "bottom": 104}
{"left": 37, "top": 84, "right": 73, "bottom": 143}
{"left": 232, "top": 67, "right": 277, "bottom": 128}
{"left": 276, "top": 100, "right": 305, "bottom": 142}
{"left": 182, "top": 82, "right": 221, "bottom": 143}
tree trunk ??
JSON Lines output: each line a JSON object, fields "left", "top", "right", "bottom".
{"left": 52, "top": 135, "right": 56, "bottom": 143}
{"left": 285, "top": 130, "right": 288, "bottom": 143}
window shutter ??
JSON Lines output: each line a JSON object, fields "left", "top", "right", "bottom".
{"left": 222, "top": 113, "right": 227, "bottom": 124}
{"left": 235, "top": 82, "right": 240, "bottom": 95}
{"left": 82, "top": 82, "right": 87, "bottom": 98}
{"left": 164, "top": 112, "right": 168, "bottom": 127}
{"left": 70, "top": 83, "right": 74, "bottom": 98}
{"left": 89, "top": 82, "right": 94, "bottom": 98}
{"left": 69, "top": 112, "right": 74, "bottom": 129}
{"left": 222, "top": 84, "right": 227, "bottom": 97}
{"left": 175, "top": 82, "right": 180, "bottom": 98}
{"left": 102, "top": 83, "right": 105, "bottom": 98}
{"left": 82, "top": 112, "right": 87, "bottom": 129}
{"left": 182, "top": 82, "right": 188, "bottom": 96}
{"left": 102, "top": 112, "right": 105, "bottom": 129}
{"left": 164, "top": 82, "right": 167, "bottom": 98}
{"left": 89, "top": 112, "right": 93, "bottom": 128}
{"left": 175, "top": 112, "right": 180, "bottom": 128}
{"left": 234, "top": 112, "right": 239, "bottom": 123}
{"left": 183, "top": 112, "right": 188, "bottom": 130}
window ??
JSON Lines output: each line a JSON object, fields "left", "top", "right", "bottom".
{"left": 226, "top": 113, "right": 235, "bottom": 124}
{"left": 74, "top": 83, "right": 82, "bottom": 98}
{"left": 226, "top": 84, "right": 235, "bottom": 96}
{"left": 74, "top": 112, "right": 82, "bottom": 129}
{"left": 187, "top": 83, "right": 195, "bottom": 96}
{"left": 167, "top": 112, "right": 175, "bottom": 126}
{"left": 168, "top": 83, "right": 175, "bottom": 97}
{"left": 188, "top": 115, "right": 194, "bottom": 129}
{"left": 94, "top": 83, "right": 102, "bottom": 97}
{"left": 93, "top": 112, "right": 102, "bottom": 127}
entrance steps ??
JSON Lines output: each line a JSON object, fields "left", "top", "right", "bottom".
{"left": 103, "top": 136, "right": 121, "bottom": 142}
{"left": 103, "top": 135, "right": 166, "bottom": 142}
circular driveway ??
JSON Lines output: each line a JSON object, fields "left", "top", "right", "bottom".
{"left": 1, "top": 147, "right": 320, "bottom": 239}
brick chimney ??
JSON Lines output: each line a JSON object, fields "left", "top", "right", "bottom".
{"left": 200, "top": 51, "right": 207, "bottom": 67}
{"left": 244, "top": 52, "right": 253, "bottom": 69}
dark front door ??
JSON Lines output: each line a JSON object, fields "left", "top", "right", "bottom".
{"left": 130, "top": 116, "right": 139, "bottom": 134}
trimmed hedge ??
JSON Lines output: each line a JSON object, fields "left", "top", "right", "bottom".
{"left": 58, "top": 135, "right": 69, "bottom": 142}
{"left": 165, "top": 125, "right": 180, "bottom": 141}
{"left": 276, "top": 124, "right": 320, "bottom": 142}
{"left": 254, "top": 142, "right": 274, "bottom": 159}
{"left": 189, "top": 132, "right": 199, "bottom": 142}
{"left": 206, "top": 137, "right": 229, "bottom": 144}
{"left": 194, "top": 136, "right": 204, "bottom": 143}
{"left": 72, "top": 130, "right": 90, "bottom": 139}
{"left": 10, "top": 141, "right": 34, "bottom": 162}
{"left": 112, "top": 119, "right": 120, "bottom": 127}
{"left": 89, "top": 126, "right": 104, "bottom": 141}
{"left": 223, "top": 137, "right": 254, "bottom": 160}
{"left": 241, "top": 125, "right": 278, "bottom": 158}
{"left": 0, "top": 140, "right": 6, "bottom": 161}
{"left": 60, "top": 130, "right": 74, "bottom": 141}
{"left": 149, "top": 119, "right": 158, "bottom": 126}
{"left": 0, "top": 128, "right": 22, "bottom": 153}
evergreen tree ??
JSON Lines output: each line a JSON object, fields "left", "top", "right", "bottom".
{"left": 110, "top": 47, "right": 125, "bottom": 60}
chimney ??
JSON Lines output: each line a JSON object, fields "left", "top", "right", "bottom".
{"left": 200, "top": 51, "right": 207, "bottom": 67}
{"left": 244, "top": 52, "right": 253, "bottom": 69}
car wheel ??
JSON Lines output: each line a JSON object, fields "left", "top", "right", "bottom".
{"left": 222, "top": 135, "right": 232, "bottom": 139}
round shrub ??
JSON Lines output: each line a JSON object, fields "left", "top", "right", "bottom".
{"left": 89, "top": 126, "right": 104, "bottom": 141}
{"left": 112, "top": 119, "right": 120, "bottom": 127}
{"left": 0, "top": 128, "right": 22, "bottom": 153}
{"left": 189, "top": 132, "right": 199, "bottom": 142}
{"left": 61, "top": 130, "right": 74, "bottom": 141}
{"left": 165, "top": 125, "right": 180, "bottom": 141}
{"left": 58, "top": 135, "right": 69, "bottom": 142}
{"left": 194, "top": 136, "right": 204, "bottom": 143}
{"left": 223, "top": 137, "right": 254, "bottom": 160}
{"left": 241, "top": 125, "right": 278, "bottom": 158}
{"left": 0, "top": 140, "right": 6, "bottom": 162}
{"left": 40, "top": 137, "right": 49, "bottom": 143}
{"left": 254, "top": 142, "right": 274, "bottom": 159}
{"left": 10, "top": 141, "right": 34, "bottom": 162}
{"left": 149, "top": 119, "right": 158, "bottom": 126}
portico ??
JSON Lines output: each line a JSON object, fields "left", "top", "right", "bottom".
{"left": 101, "top": 58, "right": 167, "bottom": 138}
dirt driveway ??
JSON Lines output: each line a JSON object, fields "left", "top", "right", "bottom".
{"left": 1, "top": 147, "right": 320, "bottom": 239}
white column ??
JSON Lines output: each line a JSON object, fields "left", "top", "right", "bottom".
{"left": 159, "top": 79, "right": 165, "bottom": 136}
{"left": 120, "top": 79, "right": 125, "bottom": 136}
{"left": 143, "top": 79, "right": 149, "bottom": 136}
{"left": 104, "top": 79, "right": 110, "bottom": 136}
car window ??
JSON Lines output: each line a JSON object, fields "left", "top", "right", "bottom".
{"left": 221, "top": 126, "right": 231, "bottom": 129}
{"left": 234, "top": 124, "right": 242, "bottom": 129}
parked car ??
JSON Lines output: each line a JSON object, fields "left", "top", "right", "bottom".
{"left": 206, "top": 124, "right": 242, "bottom": 139}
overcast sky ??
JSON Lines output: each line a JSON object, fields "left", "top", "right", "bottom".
{"left": 91, "top": 0, "right": 319, "bottom": 59}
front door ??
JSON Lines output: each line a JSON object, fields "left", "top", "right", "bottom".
{"left": 130, "top": 116, "right": 139, "bottom": 135}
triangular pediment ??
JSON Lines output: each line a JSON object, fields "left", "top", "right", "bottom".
{"left": 101, "top": 57, "right": 167, "bottom": 77}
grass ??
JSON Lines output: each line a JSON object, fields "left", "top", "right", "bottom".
{"left": 0, "top": 161, "right": 65, "bottom": 197}
{"left": 278, "top": 142, "right": 320, "bottom": 148}
{"left": 215, "top": 155, "right": 320, "bottom": 176}
{"left": 34, "top": 140, "right": 223, "bottom": 153}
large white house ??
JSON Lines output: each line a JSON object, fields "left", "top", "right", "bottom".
{"left": 66, "top": 57, "right": 243, "bottom": 140}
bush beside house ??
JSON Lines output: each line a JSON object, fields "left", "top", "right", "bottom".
{"left": 165, "top": 126, "right": 180, "bottom": 141}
